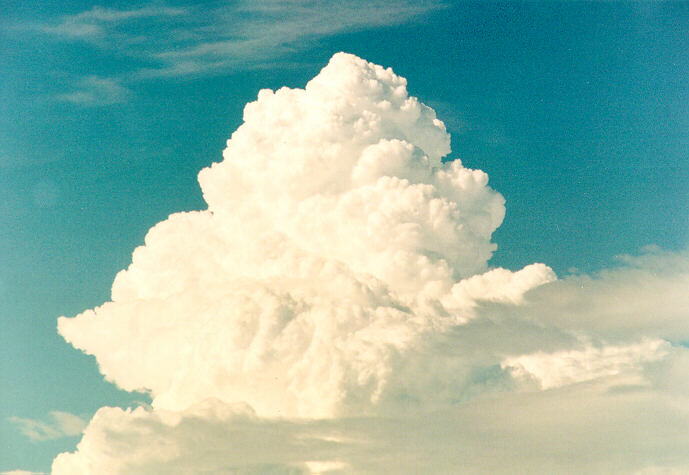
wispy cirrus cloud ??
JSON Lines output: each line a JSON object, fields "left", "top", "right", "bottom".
{"left": 55, "top": 76, "right": 130, "bottom": 106}
{"left": 15, "top": 1, "right": 443, "bottom": 105}
{"left": 32, "top": 5, "right": 187, "bottom": 39}
{"left": 26, "top": 1, "right": 445, "bottom": 79}
{"left": 10, "top": 411, "right": 87, "bottom": 442}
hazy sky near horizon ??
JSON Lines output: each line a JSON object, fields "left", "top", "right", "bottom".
{"left": 2, "top": 1, "right": 689, "bottom": 473}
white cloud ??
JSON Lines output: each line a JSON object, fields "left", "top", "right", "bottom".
{"left": 502, "top": 338, "right": 669, "bottom": 389}
{"left": 26, "top": 1, "right": 445, "bottom": 105}
{"left": 143, "top": 0, "right": 445, "bottom": 75}
{"left": 35, "top": 5, "right": 187, "bottom": 39}
{"left": 489, "top": 247, "right": 689, "bottom": 343}
{"left": 27, "top": 1, "right": 445, "bottom": 79}
{"left": 449, "top": 263, "right": 556, "bottom": 306}
{"left": 10, "top": 411, "right": 87, "bottom": 442}
{"left": 52, "top": 54, "right": 689, "bottom": 473}
{"left": 58, "top": 53, "right": 551, "bottom": 420}
{"left": 56, "top": 76, "right": 129, "bottom": 106}
{"left": 52, "top": 373, "right": 689, "bottom": 473}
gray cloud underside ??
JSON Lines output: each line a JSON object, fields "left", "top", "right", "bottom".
{"left": 53, "top": 370, "right": 689, "bottom": 473}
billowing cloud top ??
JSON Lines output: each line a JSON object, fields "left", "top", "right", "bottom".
{"left": 57, "top": 53, "right": 553, "bottom": 421}
{"left": 52, "top": 54, "right": 689, "bottom": 474}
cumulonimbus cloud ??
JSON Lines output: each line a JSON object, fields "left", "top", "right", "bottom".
{"left": 52, "top": 53, "right": 689, "bottom": 473}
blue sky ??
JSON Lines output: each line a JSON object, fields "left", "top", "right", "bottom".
{"left": 1, "top": 1, "right": 689, "bottom": 472}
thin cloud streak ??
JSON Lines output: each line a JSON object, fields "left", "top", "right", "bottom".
{"left": 10, "top": 411, "right": 87, "bottom": 442}
{"left": 143, "top": 0, "right": 446, "bottom": 77}
{"left": 32, "top": 5, "right": 188, "bottom": 39}
{"left": 25, "top": 1, "right": 445, "bottom": 80}
{"left": 55, "top": 76, "right": 130, "bottom": 106}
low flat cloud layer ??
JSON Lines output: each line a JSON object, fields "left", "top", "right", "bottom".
{"left": 52, "top": 54, "right": 689, "bottom": 473}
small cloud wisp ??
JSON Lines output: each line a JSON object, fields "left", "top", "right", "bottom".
{"left": 10, "top": 411, "right": 86, "bottom": 442}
